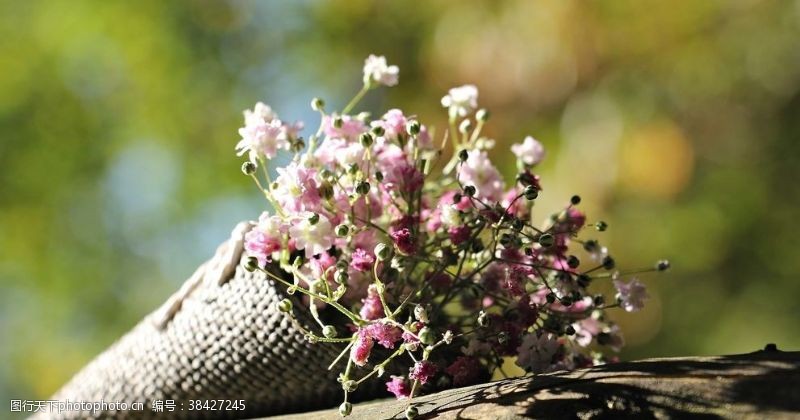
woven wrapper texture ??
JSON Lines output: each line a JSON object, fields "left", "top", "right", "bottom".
{"left": 44, "top": 222, "right": 382, "bottom": 419}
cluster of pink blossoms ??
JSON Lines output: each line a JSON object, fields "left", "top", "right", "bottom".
{"left": 237, "top": 55, "right": 668, "bottom": 418}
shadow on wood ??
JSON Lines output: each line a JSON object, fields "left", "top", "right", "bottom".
{"left": 272, "top": 346, "right": 800, "bottom": 419}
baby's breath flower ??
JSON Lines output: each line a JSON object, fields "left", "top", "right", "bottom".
{"left": 441, "top": 84, "right": 479, "bottom": 119}
{"left": 363, "top": 54, "right": 399, "bottom": 87}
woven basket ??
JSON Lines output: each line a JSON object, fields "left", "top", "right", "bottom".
{"left": 44, "top": 222, "right": 384, "bottom": 419}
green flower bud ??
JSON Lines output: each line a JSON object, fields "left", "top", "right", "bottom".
{"left": 241, "top": 161, "right": 257, "bottom": 176}
{"left": 311, "top": 97, "right": 325, "bottom": 111}
{"left": 406, "top": 120, "right": 421, "bottom": 136}
{"left": 595, "top": 221, "right": 608, "bottom": 232}
{"left": 323, "top": 325, "right": 338, "bottom": 338}
{"left": 459, "top": 119, "right": 473, "bottom": 133}
{"left": 371, "top": 125, "right": 385, "bottom": 136}
{"left": 359, "top": 132, "right": 374, "bottom": 147}
{"left": 656, "top": 259, "right": 671, "bottom": 271}
{"left": 477, "top": 310, "right": 490, "bottom": 327}
{"left": 523, "top": 185, "right": 539, "bottom": 200}
{"left": 419, "top": 327, "right": 436, "bottom": 345}
{"left": 318, "top": 182, "right": 334, "bottom": 201}
{"left": 339, "top": 402, "right": 352, "bottom": 417}
{"left": 335, "top": 224, "right": 350, "bottom": 237}
{"left": 244, "top": 256, "right": 259, "bottom": 272}
{"left": 463, "top": 185, "right": 476, "bottom": 197}
{"left": 458, "top": 149, "right": 469, "bottom": 162}
{"left": 374, "top": 243, "right": 392, "bottom": 261}
{"left": 277, "top": 299, "right": 293, "bottom": 313}
{"left": 567, "top": 255, "right": 580, "bottom": 269}
{"left": 405, "top": 405, "right": 418, "bottom": 419}
{"left": 335, "top": 269, "right": 348, "bottom": 284}
{"left": 476, "top": 108, "right": 490, "bottom": 122}
{"left": 570, "top": 195, "right": 581, "bottom": 205}
{"left": 308, "top": 213, "right": 320, "bottom": 225}
{"left": 356, "top": 181, "right": 371, "bottom": 195}
{"left": 333, "top": 116, "right": 344, "bottom": 129}
{"left": 538, "top": 233, "right": 555, "bottom": 248}
{"left": 602, "top": 256, "right": 615, "bottom": 270}
{"left": 375, "top": 171, "right": 384, "bottom": 182}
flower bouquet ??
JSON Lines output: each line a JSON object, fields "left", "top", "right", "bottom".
{"left": 236, "top": 55, "right": 669, "bottom": 418}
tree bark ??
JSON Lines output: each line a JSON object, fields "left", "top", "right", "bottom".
{"left": 272, "top": 346, "right": 800, "bottom": 419}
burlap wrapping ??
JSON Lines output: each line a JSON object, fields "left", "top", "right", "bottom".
{"left": 42, "top": 222, "right": 384, "bottom": 419}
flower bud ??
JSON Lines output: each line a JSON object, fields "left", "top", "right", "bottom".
{"left": 308, "top": 213, "right": 320, "bottom": 225}
{"left": 318, "top": 182, "right": 334, "bottom": 200}
{"left": 570, "top": 195, "right": 581, "bottom": 205}
{"left": 339, "top": 402, "right": 352, "bottom": 417}
{"left": 538, "top": 233, "right": 555, "bottom": 248}
{"left": 356, "top": 181, "right": 371, "bottom": 195}
{"left": 277, "top": 299, "right": 293, "bottom": 313}
{"left": 244, "top": 256, "right": 259, "bottom": 272}
{"left": 359, "top": 132, "right": 374, "bottom": 147}
{"left": 241, "top": 161, "right": 257, "bottom": 176}
{"left": 602, "top": 256, "right": 616, "bottom": 270}
{"left": 311, "top": 97, "right": 325, "bottom": 111}
{"left": 476, "top": 108, "right": 490, "bottom": 122}
{"left": 595, "top": 221, "right": 608, "bottom": 232}
{"left": 335, "top": 269, "right": 348, "bottom": 284}
{"left": 323, "top": 325, "right": 338, "bottom": 338}
{"left": 405, "top": 405, "right": 418, "bottom": 419}
{"left": 371, "top": 125, "right": 385, "bottom": 136}
{"left": 406, "top": 120, "right": 421, "bottom": 136}
{"left": 463, "top": 185, "right": 476, "bottom": 197}
{"left": 567, "top": 255, "right": 580, "bottom": 269}
{"left": 333, "top": 116, "right": 344, "bottom": 128}
{"left": 523, "top": 185, "right": 539, "bottom": 200}
{"left": 458, "top": 149, "right": 469, "bottom": 162}
{"left": 414, "top": 305, "right": 429, "bottom": 323}
{"left": 497, "top": 331, "right": 509, "bottom": 344}
{"left": 477, "top": 310, "right": 490, "bottom": 327}
{"left": 374, "top": 243, "right": 392, "bottom": 261}
{"left": 335, "top": 224, "right": 350, "bottom": 237}
{"left": 419, "top": 327, "right": 436, "bottom": 345}
{"left": 565, "top": 325, "right": 576, "bottom": 336}
{"left": 459, "top": 119, "right": 473, "bottom": 133}
{"left": 656, "top": 259, "right": 671, "bottom": 271}
{"left": 443, "top": 330, "right": 454, "bottom": 344}
{"left": 374, "top": 171, "right": 384, "bottom": 182}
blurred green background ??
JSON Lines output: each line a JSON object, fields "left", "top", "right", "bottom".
{"left": 2, "top": 0, "right": 800, "bottom": 406}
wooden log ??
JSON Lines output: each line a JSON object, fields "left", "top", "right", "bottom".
{"left": 271, "top": 346, "right": 800, "bottom": 419}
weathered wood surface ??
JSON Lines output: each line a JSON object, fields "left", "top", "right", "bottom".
{"left": 270, "top": 346, "right": 800, "bottom": 419}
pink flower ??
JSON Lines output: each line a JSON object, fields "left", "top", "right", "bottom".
{"left": 360, "top": 284, "right": 385, "bottom": 320}
{"left": 272, "top": 162, "right": 321, "bottom": 213}
{"left": 365, "top": 322, "right": 403, "bottom": 349}
{"left": 323, "top": 114, "right": 367, "bottom": 141}
{"left": 373, "top": 109, "right": 408, "bottom": 142}
{"left": 244, "top": 212, "right": 285, "bottom": 267}
{"left": 613, "top": 278, "right": 648, "bottom": 312}
{"left": 409, "top": 360, "right": 437, "bottom": 384}
{"left": 459, "top": 151, "right": 505, "bottom": 202}
{"left": 448, "top": 225, "right": 471, "bottom": 245}
{"left": 511, "top": 136, "right": 545, "bottom": 166}
{"left": 389, "top": 228, "right": 416, "bottom": 255}
{"left": 445, "top": 356, "right": 484, "bottom": 387}
{"left": 386, "top": 376, "right": 411, "bottom": 399}
{"left": 350, "top": 329, "right": 374, "bottom": 366}
{"left": 287, "top": 212, "right": 334, "bottom": 258}
{"left": 350, "top": 248, "right": 375, "bottom": 272}
{"left": 384, "top": 161, "right": 424, "bottom": 194}
{"left": 515, "top": 332, "right": 560, "bottom": 373}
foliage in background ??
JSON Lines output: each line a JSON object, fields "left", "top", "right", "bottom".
{"left": 1, "top": 0, "right": 799, "bottom": 407}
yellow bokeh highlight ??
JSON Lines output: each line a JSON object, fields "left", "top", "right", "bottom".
{"left": 619, "top": 121, "right": 694, "bottom": 199}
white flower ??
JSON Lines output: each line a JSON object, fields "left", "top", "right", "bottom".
{"left": 613, "top": 278, "right": 649, "bottom": 312}
{"left": 236, "top": 102, "right": 290, "bottom": 163}
{"left": 459, "top": 150, "right": 506, "bottom": 202}
{"left": 511, "top": 136, "right": 546, "bottom": 166}
{"left": 439, "top": 203, "right": 462, "bottom": 227}
{"left": 441, "top": 85, "right": 479, "bottom": 118}
{"left": 363, "top": 55, "right": 399, "bottom": 87}
{"left": 288, "top": 212, "right": 334, "bottom": 258}
{"left": 516, "top": 332, "right": 560, "bottom": 373}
